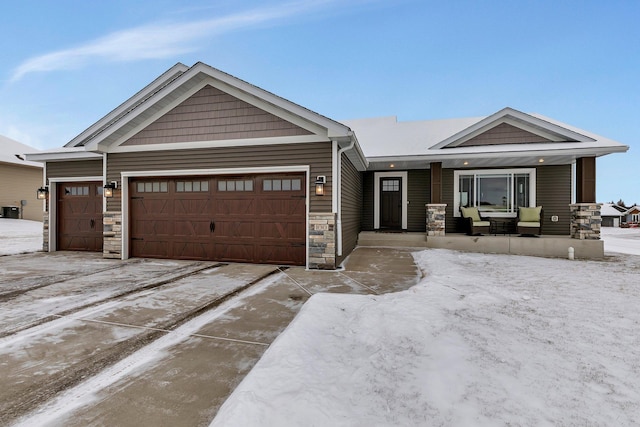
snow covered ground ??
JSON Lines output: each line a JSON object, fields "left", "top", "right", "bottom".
{"left": 214, "top": 233, "right": 640, "bottom": 426}
{"left": 0, "top": 219, "right": 42, "bottom": 255}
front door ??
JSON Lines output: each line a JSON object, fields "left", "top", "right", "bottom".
{"left": 380, "top": 177, "right": 402, "bottom": 229}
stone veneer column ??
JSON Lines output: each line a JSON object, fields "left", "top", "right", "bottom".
{"left": 308, "top": 212, "right": 336, "bottom": 269}
{"left": 426, "top": 204, "right": 447, "bottom": 236}
{"left": 103, "top": 212, "right": 122, "bottom": 259}
{"left": 42, "top": 211, "right": 49, "bottom": 252}
{"left": 570, "top": 203, "right": 601, "bottom": 240}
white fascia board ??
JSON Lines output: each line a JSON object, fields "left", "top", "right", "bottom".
{"left": 95, "top": 73, "right": 339, "bottom": 152}
{"left": 193, "top": 63, "right": 352, "bottom": 138}
{"left": 89, "top": 63, "right": 351, "bottom": 151}
{"left": 367, "top": 144, "right": 629, "bottom": 164}
{"left": 66, "top": 63, "right": 189, "bottom": 148}
{"left": 431, "top": 107, "right": 595, "bottom": 149}
{"left": 25, "top": 150, "right": 103, "bottom": 162}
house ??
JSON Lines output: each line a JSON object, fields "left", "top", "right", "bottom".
{"left": 26, "top": 62, "right": 628, "bottom": 268}
{"left": 624, "top": 205, "right": 640, "bottom": 225}
{"left": 0, "top": 135, "right": 44, "bottom": 221}
{"left": 600, "top": 203, "right": 627, "bottom": 227}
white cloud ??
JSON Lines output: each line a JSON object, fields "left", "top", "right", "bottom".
{"left": 10, "top": 0, "right": 339, "bottom": 82}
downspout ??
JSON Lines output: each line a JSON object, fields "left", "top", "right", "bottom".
{"left": 336, "top": 135, "right": 356, "bottom": 257}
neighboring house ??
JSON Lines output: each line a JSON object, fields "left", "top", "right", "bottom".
{"left": 600, "top": 203, "right": 627, "bottom": 227}
{"left": 0, "top": 135, "right": 44, "bottom": 221}
{"left": 625, "top": 205, "right": 640, "bottom": 224}
{"left": 26, "top": 62, "right": 628, "bottom": 268}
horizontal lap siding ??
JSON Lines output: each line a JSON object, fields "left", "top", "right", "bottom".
{"left": 46, "top": 160, "right": 103, "bottom": 180}
{"left": 338, "top": 154, "right": 362, "bottom": 265}
{"left": 408, "top": 170, "right": 430, "bottom": 232}
{"left": 107, "top": 142, "right": 332, "bottom": 212}
{"left": 536, "top": 165, "right": 571, "bottom": 235}
{"left": 0, "top": 164, "right": 43, "bottom": 221}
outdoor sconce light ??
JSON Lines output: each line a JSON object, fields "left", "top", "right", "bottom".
{"left": 36, "top": 186, "right": 49, "bottom": 200}
{"left": 104, "top": 181, "right": 118, "bottom": 198}
{"left": 315, "top": 176, "right": 326, "bottom": 196}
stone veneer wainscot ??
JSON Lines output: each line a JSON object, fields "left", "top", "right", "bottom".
{"left": 426, "top": 203, "right": 447, "bottom": 236}
{"left": 103, "top": 212, "right": 122, "bottom": 259}
{"left": 308, "top": 212, "right": 336, "bottom": 269}
{"left": 570, "top": 203, "right": 602, "bottom": 240}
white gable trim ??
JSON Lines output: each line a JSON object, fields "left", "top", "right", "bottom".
{"left": 93, "top": 76, "right": 329, "bottom": 152}
{"left": 432, "top": 107, "right": 595, "bottom": 150}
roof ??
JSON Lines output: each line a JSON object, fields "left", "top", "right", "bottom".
{"left": 600, "top": 203, "right": 627, "bottom": 216}
{"left": 341, "top": 107, "right": 629, "bottom": 169}
{"left": 30, "top": 62, "right": 366, "bottom": 170}
{"left": 0, "top": 135, "right": 43, "bottom": 168}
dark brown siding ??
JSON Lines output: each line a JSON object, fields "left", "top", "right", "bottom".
{"left": 123, "top": 85, "right": 312, "bottom": 146}
{"left": 46, "top": 160, "right": 103, "bottom": 179}
{"left": 107, "top": 142, "right": 332, "bottom": 212}
{"left": 459, "top": 123, "right": 551, "bottom": 147}
{"left": 536, "top": 165, "right": 571, "bottom": 235}
{"left": 361, "top": 172, "right": 374, "bottom": 230}
{"left": 337, "top": 154, "right": 362, "bottom": 265}
{"left": 408, "top": 169, "right": 430, "bottom": 232}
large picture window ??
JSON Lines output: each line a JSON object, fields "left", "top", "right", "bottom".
{"left": 454, "top": 169, "right": 536, "bottom": 217}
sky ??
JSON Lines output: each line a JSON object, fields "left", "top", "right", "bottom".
{"left": 0, "top": 0, "right": 638, "bottom": 204}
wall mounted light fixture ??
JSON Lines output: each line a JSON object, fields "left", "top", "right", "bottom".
{"left": 104, "top": 181, "right": 118, "bottom": 198}
{"left": 315, "top": 176, "right": 326, "bottom": 196}
{"left": 36, "top": 186, "right": 49, "bottom": 200}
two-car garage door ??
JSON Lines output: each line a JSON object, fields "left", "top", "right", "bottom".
{"left": 129, "top": 173, "right": 306, "bottom": 265}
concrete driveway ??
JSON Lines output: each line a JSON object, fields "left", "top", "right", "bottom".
{"left": 1, "top": 248, "right": 420, "bottom": 426}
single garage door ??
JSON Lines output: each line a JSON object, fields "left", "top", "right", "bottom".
{"left": 130, "top": 173, "right": 306, "bottom": 265}
{"left": 57, "top": 182, "right": 104, "bottom": 251}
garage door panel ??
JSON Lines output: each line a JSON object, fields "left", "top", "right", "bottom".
{"left": 213, "top": 198, "right": 256, "bottom": 216}
{"left": 174, "top": 198, "right": 211, "bottom": 216}
{"left": 130, "top": 174, "right": 306, "bottom": 265}
{"left": 57, "top": 182, "right": 103, "bottom": 252}
{"left": 173, "top": 241, "right": 211, "bottom": 260}
{"left": 132, "top": 240, "right": 170, "bottom": 258}
{"left": 214, "top": 242, "right": 254, "bottom": 263}
{"left": 259, "top": 198, "right": 305, "bottom": 216}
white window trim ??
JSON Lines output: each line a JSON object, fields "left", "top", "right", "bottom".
{"left": 453, "top": 168, "right": 536, "bottom": 218}
{"left": 373, "top": 171, "right": 408, "bottom": 229}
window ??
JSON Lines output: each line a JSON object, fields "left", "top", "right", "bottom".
{"left": 136, "top": 181, "right": 168, "bottom": 193}
{"left": 218, "top": 179, "right": 254, "bottom": 192}
{"left": 382, "top": 179, "right": 400, "bottom": 192}
{"left": 176, "top": 180, "right": 209, "bottom": 192}
{"left": 454, "top": 169, "right": 536, "bottom": 217}
{"left": 263, "top": 178, "right": 301, "bottom": 191}
{"left": 64, "top": 186, "right": 89, "bottom": 196}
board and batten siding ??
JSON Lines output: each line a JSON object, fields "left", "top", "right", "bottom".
{"left": 106, "top": 142, "right": 332, "bottom": 212}
{"left": 337, "top": 153, "right": 362, "bottom": 265}
{"left": 444, "top": 165, "right": 572, "bottom": 235}
{"left": 46, "top": 160, "right": 103, "bottom": 180}
{"left": 407, "top": 169, "right": 430, "bottom": 232}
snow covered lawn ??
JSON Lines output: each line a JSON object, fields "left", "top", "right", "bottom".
{"left": 0, "top": 219, "right": 42, "bottom": 256}
{"left": 214, "top": 245, "right": 640, "bottom": 425}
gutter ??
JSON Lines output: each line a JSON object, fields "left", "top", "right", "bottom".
{"left": 335, "top": 132, "right": 357, "bottom": 257}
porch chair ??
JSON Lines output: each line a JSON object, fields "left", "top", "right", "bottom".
{"left": 460, "top": 206, "right": 490, "bottom": 235}
{"left": 517, "top": 206, "right": 543, "bottom": 236}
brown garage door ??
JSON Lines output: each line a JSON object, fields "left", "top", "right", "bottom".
{"left": 130, "top": 174, "right": 306, "bottom": 265}
{"left": 57, "top": 182, "right": 104, "bottom": 251}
